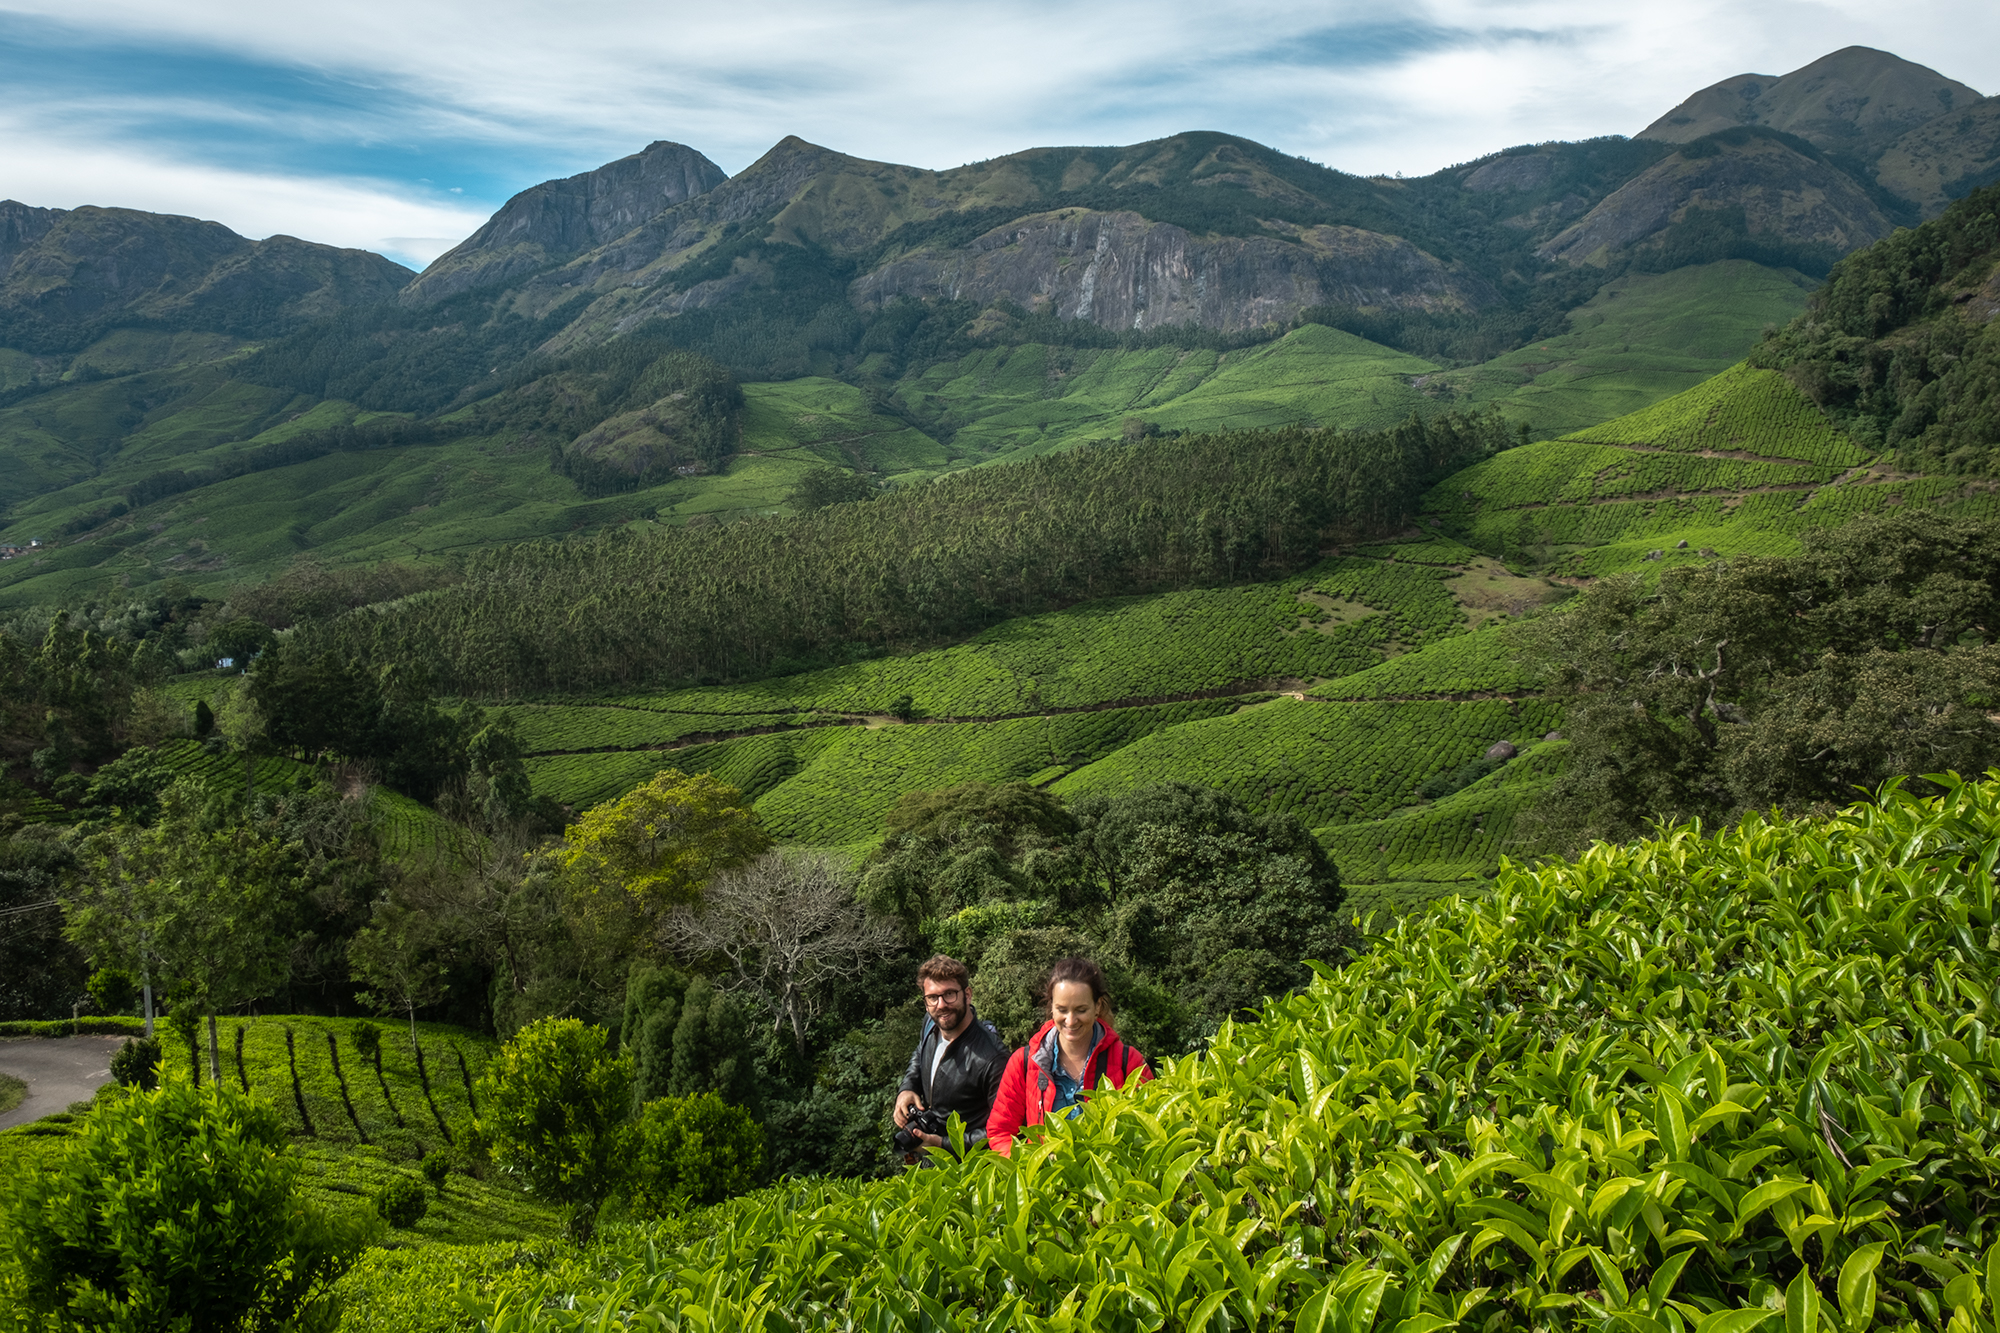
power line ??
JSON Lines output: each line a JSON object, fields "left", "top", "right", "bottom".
{"left": 0, "top": 898, "right": 59, "bottom": 920}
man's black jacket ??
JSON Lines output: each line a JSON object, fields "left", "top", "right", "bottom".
{"left": 900, "top": 1011, "right": 1009, "bottom": 1147}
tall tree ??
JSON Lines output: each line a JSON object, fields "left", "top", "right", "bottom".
{"left": 1521, "top": 512, "right": 2000, "bottom": 846}
{"left": 63, "top": 782, "right": 303, "bottom": 1082}
{"left": 557, "top": 769, "right": 770, "bottom": 914}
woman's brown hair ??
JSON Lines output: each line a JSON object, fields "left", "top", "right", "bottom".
{"left": 1039, "top": 956, "right": 1109, "bottom": 1011}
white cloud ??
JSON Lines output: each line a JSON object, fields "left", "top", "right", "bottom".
{"left": 0, "top": 116, "right": 489, "bottom": 266}
{"left": 0, "top": 0, "right": 1993, "bottom": 253}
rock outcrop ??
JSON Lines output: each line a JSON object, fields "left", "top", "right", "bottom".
{"left": 851, "top": 210, "right": 1486, "bottom": 332}
{"left": 402, "top": 140, "right": 727, "bottom": 305}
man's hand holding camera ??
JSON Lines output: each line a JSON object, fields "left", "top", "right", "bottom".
{"left": 892, "top": 1090, "right": 948, "bottom": 1150}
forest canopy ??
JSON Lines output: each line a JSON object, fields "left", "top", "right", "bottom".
{"left": 1751, "top": 182, "right": 2000, "bottom": 471}
{"left": 319, "top": 411, "right": 1514, "bottom": 696}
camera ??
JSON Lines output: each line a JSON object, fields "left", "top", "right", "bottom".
{"left": 893, "top": 1107, "right": 950, "bottom": 1157}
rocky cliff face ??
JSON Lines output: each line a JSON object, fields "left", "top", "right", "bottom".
{"left": 0, "top": 202, "right": 63, "bottom": 280}
{"left": 402, "top": 140, "right": 727, "bottom": 305}
{"left": 0, "top": 204, "right": 411, "bottom": 348}
{"left": 1538, "top": 134, "right": 1893, "bottom": 267}
{"left": 1639, "top": 47, "right": 1982, "bottom": 161}
{"left": 492, "top": 134, "right": 1496, "bottom": 347}
{"left": 852, "top": 210, "right": 1485, "bottom": 331}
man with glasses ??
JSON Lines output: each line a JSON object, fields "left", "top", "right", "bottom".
{"left": 892, "top": 955, "right": 1007, "bottom": 1157}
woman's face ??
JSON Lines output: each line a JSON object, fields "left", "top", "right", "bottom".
{"left": 1050, "top": 980, "right": 1099, "bottom": 1044}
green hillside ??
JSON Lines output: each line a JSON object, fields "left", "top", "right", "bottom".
{"left": 381, "top": 775, "right": 2000, "bottom": 1333}
{"left": 483, "top": 347, "right": 2000, "bottom": 896}
{"left": 0, "top": 277, "right": 1810, "bottom": 608}
{"left": 0, "top": 1016, "right": 556, "bottom": 1247}
{"left": 1442, "top": 259, "right": 1817, "bottom": 435}
{"left": 505, "top": 539, "right": 1564, "bottom": 896}
{"left": 1428, "top": 360, "right": 2000, "bottom": 578}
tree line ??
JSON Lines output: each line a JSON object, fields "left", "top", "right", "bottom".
{"left": 1520, "top": 510, "right": 2000, "bottom": 847}
{"left": 1751, "top": 182, "right": 2000, "bottom": 470}
{"left": 318, "top": 411, "right": 1514, "bottom": 696}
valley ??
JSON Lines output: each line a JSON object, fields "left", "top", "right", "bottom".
{"left": 5, "top": 39, "right": 2000, "bottom": 1333}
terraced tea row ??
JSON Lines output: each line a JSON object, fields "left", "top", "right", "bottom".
{"left": 1052, "top": 695, "right": 1561, "bottom": 828}
{"left": 1412, "top": 362, "right": 1990, "bottom": 580}
{"left": 584, "top": 569, "right": 1437, "bottom": 723}
{"left": 147, "top": 1016, "right": 557, "bottom": 1246}
{"left": 1316, "top": 742, "right": 1564, "bottom": 883}
{"left": 1310, "top": 624, "right": 1543, "bottom": 699}
{"left": 1435, "top": 440, "right": 1841, "bottom": 512}
{"left": 527, "top": 699, "right": 1251, "bottom": 845}
{"left": 1560, "top": 362, "right": 1868, "bottom": 467}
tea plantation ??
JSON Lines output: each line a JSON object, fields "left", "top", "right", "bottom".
{"left": 496, "top": 352, "right": 1996, "bottom": 896}
{"left": 0, "top": 1016, "right": 559, "bottom": 1249}
{"left": 347, "top": 772, "right": 2000, "bottom": 1333}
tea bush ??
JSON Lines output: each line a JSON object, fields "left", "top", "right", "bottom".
{"left": 108, "top": 1035, "right": 161, "bottom": 1090}
{"left": 0, "top": 1079, "right": 370, "bottom": 1329}
{"left": 460, "top": 772, "right": 2000, "bottom": 1332}
{"left": 376, "top": 1176, "right": 429, "bottom": 1229}
{"left": 628, "top": 1092, "right": 767, "bottom": 1219}
{"left": 473, "top": 1017, "right": 633, "bottom": 1238}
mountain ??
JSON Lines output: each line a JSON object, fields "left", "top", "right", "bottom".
{"left": 1874, "top": 96, "right": 2000, "bottom": 216}
{"left": 402, "top": 140, "right": 727, "bottom": 305}
{"left": 1536, "top": 128, "right": 1893, "bottom": 270}
{"left": 0, "top": 202, "right": 412, "bottom": 353}
{"left": 483, "top": 131, "right": 1498, "bottom": 350}
{"left": 5, "top": 46, "right": 1997, "bottom": 608}
{"left": 1639, "top": 46, "right": 1991, "bottom": 220}
{"left": 1639, "top": 46, "right": 1981, "bottom": 161}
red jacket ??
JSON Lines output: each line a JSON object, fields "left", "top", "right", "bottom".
{"left": 985, "top": 1019, "right": 1151, "bottom": 1157}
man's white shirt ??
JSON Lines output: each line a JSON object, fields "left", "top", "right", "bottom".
{"left": 927, "top": 1026, "right": 959, "bottom": 1091}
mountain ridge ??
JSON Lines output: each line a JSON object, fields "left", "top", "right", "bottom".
{"left": 0, "top": 203, "right": 413, "bottom": 354}
{"left": 0, "top": 44, "right": 1990, "bottom": 607}
{"left": 1639, "top": 46, "right": 1981, "bottom": 153}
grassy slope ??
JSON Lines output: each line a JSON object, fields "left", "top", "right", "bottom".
{"left": 0, "top": 263, "right": 1801, "bottom": 606}
{"left": 514, "top": 544, "right": 1568, "bottom": 881}
{"left": 1443, "top": 259, "right": 1816, "bottom": 438}
{"left": 509, "top": 357, "right": 1989, "bottom": 901}
{"left": 898, "top": 325, "right": 1441, "bottom": 461}
{"left": 1427, "top": 360, "right": 2000, "bottom": 577}
{"left": 1, "top": 299, "right": 1912, "bottom": 899}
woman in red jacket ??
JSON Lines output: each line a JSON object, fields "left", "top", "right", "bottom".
{"left": 986, "top": 957, "right": 1151, "bottom": 1157}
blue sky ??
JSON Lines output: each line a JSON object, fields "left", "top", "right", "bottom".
{"left": 0, "top": 0, "right": 1992, "bottom": 271}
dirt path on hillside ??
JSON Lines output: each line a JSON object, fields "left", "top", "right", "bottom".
{"left": 0, "top": 1036, "right": 124, "bottom": 1130}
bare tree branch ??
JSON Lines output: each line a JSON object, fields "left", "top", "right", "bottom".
{"left": 659, "top": 850, "right": 901, "bottom": 1055}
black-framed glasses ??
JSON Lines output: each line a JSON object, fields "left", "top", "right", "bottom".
{"left": 923, "top": 989, "right": 964, "bottom": 1007}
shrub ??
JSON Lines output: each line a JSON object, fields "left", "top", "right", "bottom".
{"left": 108, "top": 1036, "right": 162, "bottom": 1090}
{"left": 375, "top": 1176, "right": 429, "bottom": 1228}
{"left": 0, "top": 1077, "right": 369, "bottom": 1327}
{"left": 629, "top": 1092, "right": 767, "bottom": 1219}
{"left": 1416, "top": 754, "right": 1498, "bottom": 800}
{"left": 85, "top": 968, "right": 137, "bottom": 1016}
{"left": 164, "top": 1004, "right": 201, "bottom": 1086}
{"left": 352, "top": 1021, "right": 381, "bottom": 1063}
{"left": 420, "top": 1151, "right": 451, "bottom": 1196}
{"left": 473, "top": 1017, "right": 632, "bottom": 1239}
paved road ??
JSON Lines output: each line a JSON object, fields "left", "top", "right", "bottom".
{"left": 0, "top": 1036, "right": 124, "bottom": 1131}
